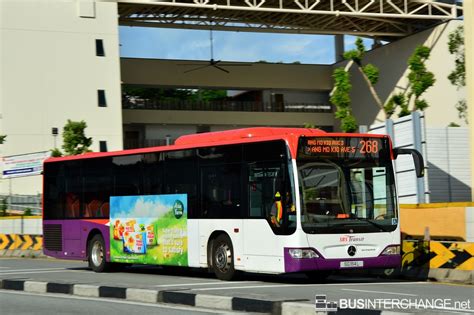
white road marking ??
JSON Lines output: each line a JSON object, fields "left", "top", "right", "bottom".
{"left": 321, "top": 281, "right": 428, "bottom": 286}
{"left": 0, "top": 290, "right": 243, "bottom": 314}
{"left": 190, "top": 281, "right": 429, "bottom": 292}
{"left": 0, "top": 267, "right": 67, "bottom": 273}
{"left": 191, "top": 284, "right": 302, "bottom": 291}
{"left": 154, "top": 281, "right": 255, "bottom": 288}
{"left": 341, "top": 288, "right": 418, "bottom": 296}
{"left": 374, "top": 301, "right": 474, "bottom": 314}
{"left": 0, "top": 269, "right": 87, "bottom": 276}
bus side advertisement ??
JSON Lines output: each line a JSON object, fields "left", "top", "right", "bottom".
{"left": 109, "top": 194, "right": 188, "bottom": 266}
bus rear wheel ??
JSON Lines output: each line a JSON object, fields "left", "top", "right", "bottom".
{"left": 211, "top": 234, "right": 236, "bottom": 281}
{"left": 88, "top": 234, "right": 110, "bottom": 272}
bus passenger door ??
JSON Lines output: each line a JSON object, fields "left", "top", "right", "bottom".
{"left": 243, "top": 163, "right": 286, "bottom": 273}
{"left": 199, "top": 164, "right": 244, "bottom": 269}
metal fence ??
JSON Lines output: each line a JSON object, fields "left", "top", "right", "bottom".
{"left": 0, "top": 194, "right": 42, "bottom": 215}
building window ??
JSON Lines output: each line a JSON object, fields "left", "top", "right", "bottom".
{"left": 98, "top": 90, "right": 107, "bottom": 107}
{"left": 95, "top": 39, "right": 105, "bottom": 57}
{"left": 99, "top": 141, "right": 107, "bottom": 152}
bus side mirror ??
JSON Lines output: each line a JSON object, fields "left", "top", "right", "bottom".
{"left": 393, "top": 148, "right": 425, "bottom": 178}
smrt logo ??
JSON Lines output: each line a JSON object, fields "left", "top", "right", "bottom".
{"left": 340, "top": 235, "right": 365, "bottom": 243}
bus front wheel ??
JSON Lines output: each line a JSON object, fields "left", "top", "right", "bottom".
{"left": 211, "top": 234, "right": 236, "bottom": 281}
{"left": 88, "top": 234, "right": 110, "bottom": 272}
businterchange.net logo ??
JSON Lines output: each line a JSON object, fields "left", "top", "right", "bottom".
{"left": 314, "top": 294, "right": 472, "bottom": 312}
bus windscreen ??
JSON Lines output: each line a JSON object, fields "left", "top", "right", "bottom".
{"left": 297, "top": 136, "right": 397, "bottom": 234}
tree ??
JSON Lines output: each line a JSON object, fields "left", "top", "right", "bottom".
{"left": 343, "top": 38, "right": 385, "bottom": 117}
{"left": 51, "top": 120, "right": 92, "bottom": 157}
{"left": 406, "top": 46, "right": 435, "bottom": 113}
{"left": 0, "top": 135, "right": 6, "bottom": 144}
{"left": 330, "top": 68, "right": 357, "bottom": 132}
{"left": 333, "top": 37, "right": 435, "bottom": 125}
{"left": 447, "top": 25, "right": 467, "bottom": 124}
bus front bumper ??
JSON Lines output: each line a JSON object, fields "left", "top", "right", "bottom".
{"left": 284, "top": 247, "right": 401, "bottom": 273}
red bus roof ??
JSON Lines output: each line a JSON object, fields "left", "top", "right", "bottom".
{"left": 175, "top": 127, "right": 326, "bottom": 146}
{"left": 45, "top": 127, "right": 390, "bottom": 163}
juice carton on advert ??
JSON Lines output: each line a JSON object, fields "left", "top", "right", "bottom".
{"left": 125, "top": 219, "right": 137, "bottom": 233}
{"left": 122, "top": 231, "right": 147, "bottom": 254}
{"left": 146, "top": 224, "right": 157, "bottom": 246}
{"left": 113, "top": 219, "right": 124, "bottom": 240}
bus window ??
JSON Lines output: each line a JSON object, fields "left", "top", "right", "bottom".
{"left": 201, "top": 164, "right": 242, "bottom": 219}
{"left": 113, "top": 155, "right": 144, "bottom": 196}
{"left": 44, "top": 162, "right": 65, "bottom": 219}
{"left": 164, "top": 150, "right": 197, "bottom": 217}
{"left": 63, "top": 161, "right": 83, "bottom": 219}
{"left": 82, "top": 158, "right": 112, "bottom": 218}
{"left": 142, "top": 152, "right": 164, "bottom": 195}
{"left": 244, "top": 140, "right": 286, "bottom": 162}
{"left": 248, "top": 163, "right": 281, "bottom": 218}
{"left": 248, "top": 162, "right": 295, "bottom": 234}
{"left": 198, "top": 145, "right": 242, "bottom": 164}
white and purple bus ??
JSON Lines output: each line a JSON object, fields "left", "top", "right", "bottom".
{"left": 42, "top": 127, "right": 424, "bottom": 280}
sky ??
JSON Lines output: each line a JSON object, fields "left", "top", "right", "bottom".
{"left": 119, "top": 26, "right": 374, "bottom": 65}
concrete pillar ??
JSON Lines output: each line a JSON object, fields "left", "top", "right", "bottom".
{"left": 335, "top": 34, "right": 344, "bottom": 62}
{"left": 465, "top": 1, "right": 474, "bottom": 201}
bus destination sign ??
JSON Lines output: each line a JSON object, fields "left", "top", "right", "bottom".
{"left": 298, "top": 137, "right": 386, "bottom": 159}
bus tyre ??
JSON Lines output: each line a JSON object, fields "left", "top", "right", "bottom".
{"left": 88, "top": 234, "right": 110, "bottom": 272}
{"left": 211, "top": 234, "right": 236, "bottom": 281}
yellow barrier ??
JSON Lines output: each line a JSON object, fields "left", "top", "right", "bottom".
{"left": 0, "top": 234, "right": 42, "bottom": 251}
{"left": 402, "top": 240, "right": 474, "bottom": 271}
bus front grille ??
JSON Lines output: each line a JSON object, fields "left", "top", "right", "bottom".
{"left": 43, "top": 224, "right": 62, "bottom": 251}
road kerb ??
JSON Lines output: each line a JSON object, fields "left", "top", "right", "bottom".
{"left": 126, "top": 288, "right": 158, "bottom": 303}
{"left": 73, "top": 284, "right": 99, "bottom": 297}
{"left": 99, "top": 286, "right": 126, "bottom": 299}
{"left": 158, "top": 290, "right": 196, "bottom": 306}
{"left": 2, "top": 279, "right": 24, "bottom": 291}
{"left": 47, "top": 282, "right": 73, "bottom": 294}
{"left": 24, "top": 281, "right": 47, "bottom": 293}
{"left": 195, "top": 294, "right": 233, "bottom": 310}
{"left": 281, "top": 302, "right": 318, "bottom": 315}
{"left": 1, "top": 279, "right": 447, "bottom": 314}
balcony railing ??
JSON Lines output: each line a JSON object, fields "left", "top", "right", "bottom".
{"left": 122, "top": 99, "right": 332, "bottom": 113}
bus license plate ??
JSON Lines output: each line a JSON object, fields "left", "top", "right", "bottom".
{"left": 340, "top": 261, "right": 364, "bottom": 268}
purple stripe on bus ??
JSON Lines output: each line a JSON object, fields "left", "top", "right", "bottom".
{"left": 43, "top": 220, "right": 110, "bottom": 261}
{"left": 283, "top": 247, "right": 401, "bottom": 273}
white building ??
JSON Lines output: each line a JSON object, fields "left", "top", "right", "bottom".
{"left": 0, "top": 0, "right": 468, "bottom": 198}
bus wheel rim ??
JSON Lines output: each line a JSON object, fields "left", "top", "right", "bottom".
{"left": 215, "top": 244, "right": 231, "bottom": 272}
{"left": 92, "top": 242, "right": 103, "bottom": 267}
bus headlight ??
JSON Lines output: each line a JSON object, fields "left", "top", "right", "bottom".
{"left": 381, "top": 245, "right": 400, "bottom": 255}
{"left": 288, "top": 248, "right": 319, "bottom": 259}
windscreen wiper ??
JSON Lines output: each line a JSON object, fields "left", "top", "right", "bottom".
{"left": 351, "top": 217, "right": 389, "bottom": 232}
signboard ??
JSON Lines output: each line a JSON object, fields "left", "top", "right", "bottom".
{"left": 110, "top": 194, "right": 188, "bottom": 266}
{"left": 298, "top": 137, "right": 389, "bottom": 160}
{"left": 2, "top": 151, "right": 51, "bottom": 179}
